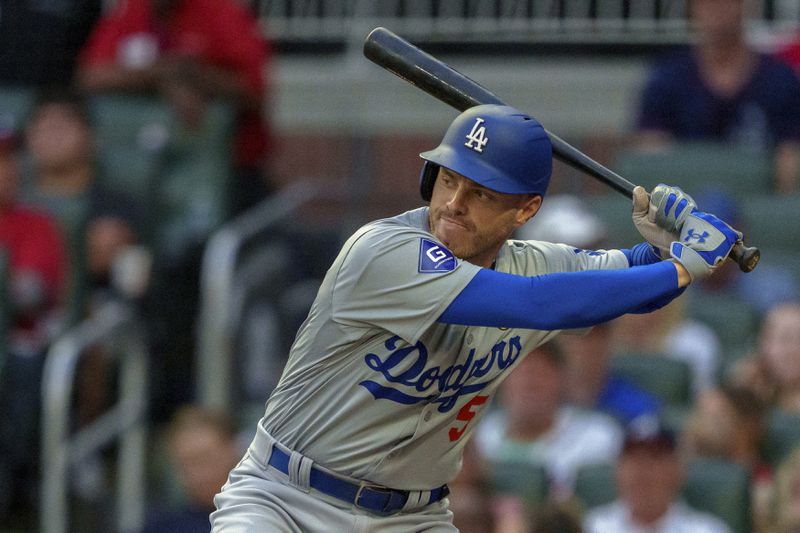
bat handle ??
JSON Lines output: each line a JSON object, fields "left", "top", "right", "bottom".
{"left": 730, "top": 241, "right": 760, "bottom": 273}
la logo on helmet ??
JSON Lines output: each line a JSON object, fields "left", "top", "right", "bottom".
{"left": 464, "top": 117, "right": 488, "bottom": 153}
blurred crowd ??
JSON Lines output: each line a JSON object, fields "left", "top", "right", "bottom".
{"left": 0, "top": 0, "right": 799, "bottom": 532}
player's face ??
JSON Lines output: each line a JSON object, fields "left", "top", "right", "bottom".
{"left": 428, "top": 168, "right": 541, "bottom": 268}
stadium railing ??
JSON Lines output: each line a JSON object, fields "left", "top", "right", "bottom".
{"left": 40, "top": 300, "right": 149, "bottom": 533}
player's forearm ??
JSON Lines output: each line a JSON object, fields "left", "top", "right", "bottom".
{"left": 439, "top": 260, "right": 682, "bottom": 330}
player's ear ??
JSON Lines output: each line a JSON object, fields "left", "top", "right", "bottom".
{"left": 515, "top": 194, "right": 542, "bottom": 225}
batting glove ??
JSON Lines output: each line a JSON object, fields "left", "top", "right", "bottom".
{"left": 631, "top": 184, "right": 694, "bottom": 256}
{"left": 670, "top": 210, "right": 742, "bottom": 281}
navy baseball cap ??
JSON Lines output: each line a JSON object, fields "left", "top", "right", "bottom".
{"left": 622, "top": 415, "right": 676, "bottom": 453}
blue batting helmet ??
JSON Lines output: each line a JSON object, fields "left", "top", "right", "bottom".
{"left": 419, "top": 104, "right": 552, "bottom": 201}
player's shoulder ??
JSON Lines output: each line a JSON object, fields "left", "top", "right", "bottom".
{"left": 349, "top": 207, "right": 434, "bottom": 246}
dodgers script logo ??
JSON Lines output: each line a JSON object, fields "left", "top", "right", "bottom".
{"left": 359, "top": 335, "right": 523, "bottom": 412}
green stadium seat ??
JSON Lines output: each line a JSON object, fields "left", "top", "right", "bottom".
{"left": 613, "top": 142, "right": 773, "bottom": 199}
{"left": 574, "top": 462, "right": 616, "bottom": 510}
{"left": 0, "top": 86, "right": 34, "bottom": 132}
{"left": 488, "top": 459, "right": 549, "bottom": 510}
{"left": 743, "top": 194, "right": 800, "bottom": 251}
{"left": 685, "top": 291, "right": 758, "bottom": 356}
{"left": 152, "top": 102, "right": 236, "bottom": 263}
{"left": 683, "top": 458, "right": 752, "bottom": 533}
{"left": 89, "top": 95, "right": 173, "bottom": 205}
{"left": 761, "top": 409, "right": 800, "bottom": 466}
{"left": 589, "top": 193, "right": 642, "bottom": 248}
{"left": 611, "top": 353, "right": 692, "bottom": 407}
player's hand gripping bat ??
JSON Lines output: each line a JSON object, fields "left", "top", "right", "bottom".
{"left": 363, "top": 27, "right": 760, "bottom": 273}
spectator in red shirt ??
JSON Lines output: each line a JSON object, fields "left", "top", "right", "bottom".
{"left": 0, "top": 128, "right": 67, "bottom": 527}
{"left": 77, "top": 0, "right": 274, "bottom": 213}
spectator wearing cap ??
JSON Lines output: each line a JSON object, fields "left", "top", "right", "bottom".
{"left": 584, "top": 416, "right": 731, "bottom": 533}
{"left": 0, "top": 128, "right": 68, "bottom": 526}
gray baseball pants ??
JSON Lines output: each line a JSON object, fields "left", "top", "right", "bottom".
{"left": 211, "top": 422, "right": 457, "bottom": 532}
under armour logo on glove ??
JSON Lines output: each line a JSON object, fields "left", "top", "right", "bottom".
{"left": 683, "top": 229, "right": 709, "bottom": 244}
{"left": 464, "top": 117, "right": 489, "bottom": 153}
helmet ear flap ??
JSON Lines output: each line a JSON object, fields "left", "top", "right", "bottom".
{"left": 419, "top": 162, "right": 439, "bottom": 201}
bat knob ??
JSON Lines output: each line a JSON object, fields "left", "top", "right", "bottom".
{"left": 730, "top": 242, "right": 760, "bottom": 273}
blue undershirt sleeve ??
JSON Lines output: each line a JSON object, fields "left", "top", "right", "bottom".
{"left": 439, "top": 260, "right": 682, "bottom": 330}
{"left": 620, "top": 242, "right": 662, "bottom": 267}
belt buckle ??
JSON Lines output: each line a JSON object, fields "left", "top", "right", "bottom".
{"left": 354, "top": 483, "right": 404, "bottom": 516}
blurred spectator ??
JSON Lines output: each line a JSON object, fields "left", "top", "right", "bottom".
{"left": 475, "top": 343, "right": 622, "bottom": 500}
{"left": 769, "top": 446, "right": 800, "bottom": 533}
{"left": 584, "top": 416, "right": 732, "bottom": 533}
{"left": 0, "top": 128, "right": 67, "bottom": 525}
{"left": 776, "top": 36, "right": 800, "bottom": 77}
{"left": 558, "top": 322, "right": 661, "bottom": 425}
{"left": 690, "top": 187, "right": 799, "bottom": 317}
{"left": 529, "top": 501, "right": 583, "bottom": 533}
{"left": 140, "top": 405, "right": 241, "bottom": 533}
{"left": 22, "top": 88, "right": 143, "bottom": 309}
{"left": 448, "top": 441, "right": 498, "bottom": 533}
{"left": 728, "top": 302, "right": 800, "bottom": 413}
{"left": 682, "top": 383, "right": 772, "bottom": 531}
{"left": 77, "top": 0, "right": 274, "bottom": 214}
{"left": 0, "top": 0, "right": 101, "bottom": 85}
{"left": 635, "top": 0, "right": 800, "bottom": 194}
{"left": 611, "top": 296, "right": 721, "bottom": 396}
{"left": 516, "top": 194, "right": 607, "bottom": 249}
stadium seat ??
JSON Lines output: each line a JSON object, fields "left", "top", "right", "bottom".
{"left": 685, "top": 291, "right": 758, "bottom": 356}
{"left": 761, "top": 408, "right": 800, "bottom": 466}
{"left": 487, "top": 459, "right": 549, "bottom": 510}
{"left": 610, "top": 353, "right": 692, "bottom": 407}
{"left": 89, "top": 95, "right": 173, "bottom": 208}
{"left": 574, "top": 462, "right": 616, "bottom": 510}
{"left": 743, "top": 194, "right": 800, "bottom": 251}
{"left": 613, "top": 142, "right": 773, "bottom": 198}
{"left": 151, "top": 102, "right": 236, "bottom": 264}
{"left": 589, "top": 193, "right": 642, "bottom": 248}
{"left": 0, "top": 86, "right": 34, "bottom": 132}
{"left": 683, "top": 457, "right": 752, "bottom": 533}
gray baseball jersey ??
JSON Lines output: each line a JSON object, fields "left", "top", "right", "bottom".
{"left": 261, "top": 206, "right": 628, "bottom": 490}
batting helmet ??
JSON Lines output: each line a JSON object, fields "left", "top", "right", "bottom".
{"left": 419, "top": 104, "right": 552, "bottom": 201}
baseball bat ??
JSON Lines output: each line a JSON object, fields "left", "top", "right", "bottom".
{"left": 363, "top": 27, "right": 760, "bottom": 273}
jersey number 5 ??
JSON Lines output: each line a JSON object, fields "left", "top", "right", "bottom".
{"left": 448, "top": 395, "right": 489, "bottom": 442}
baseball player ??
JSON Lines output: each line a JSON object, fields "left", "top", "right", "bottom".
{"left": 211, "top": 104, "right": 740, "bottom": 532}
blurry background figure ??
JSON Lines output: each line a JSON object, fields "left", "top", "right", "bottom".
{"left": 528, "top": 501, "right": 583, "bottom": 533}
{"left": 611, "top": 296, "right": 721, "bottom": 397}
{"left": 475, "top": 343, "right": 622, "bottom": 501}
{"left": 558, "top": 322, "right": 661, "bottom": 425}
{"left": 447, "top": 441, "right": 498, "bottom": 533}
{"left": 681, "top": 383, "right": 772, "bottom": 531}
{"left": 22, "top": 88, "right": 142, "bottom": 311}
{"left": 140, "top": 405, "right": 241, "bottom": 533}
{"left": 634, "top": 0, "right": 800, "bottom": 194}
{"left": 516, "top": 194, "right": 607, "bottom": 249}
{"left": 729, "top": 302, "right": 800, "bottom": 413}
{"left": 0, "top": 0, "right": 101, "bottom": 86}
{"left": 584, "top": 416, "right": 731, "bottom": 533}
{"left": 0, "top": 128, "right": 67, "bottom": 528}
{"left": 770, "top": 447, "right": 800, "bottom": 533}
{"left": 77, "top": 0, "right": 274, "bottom": 214}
